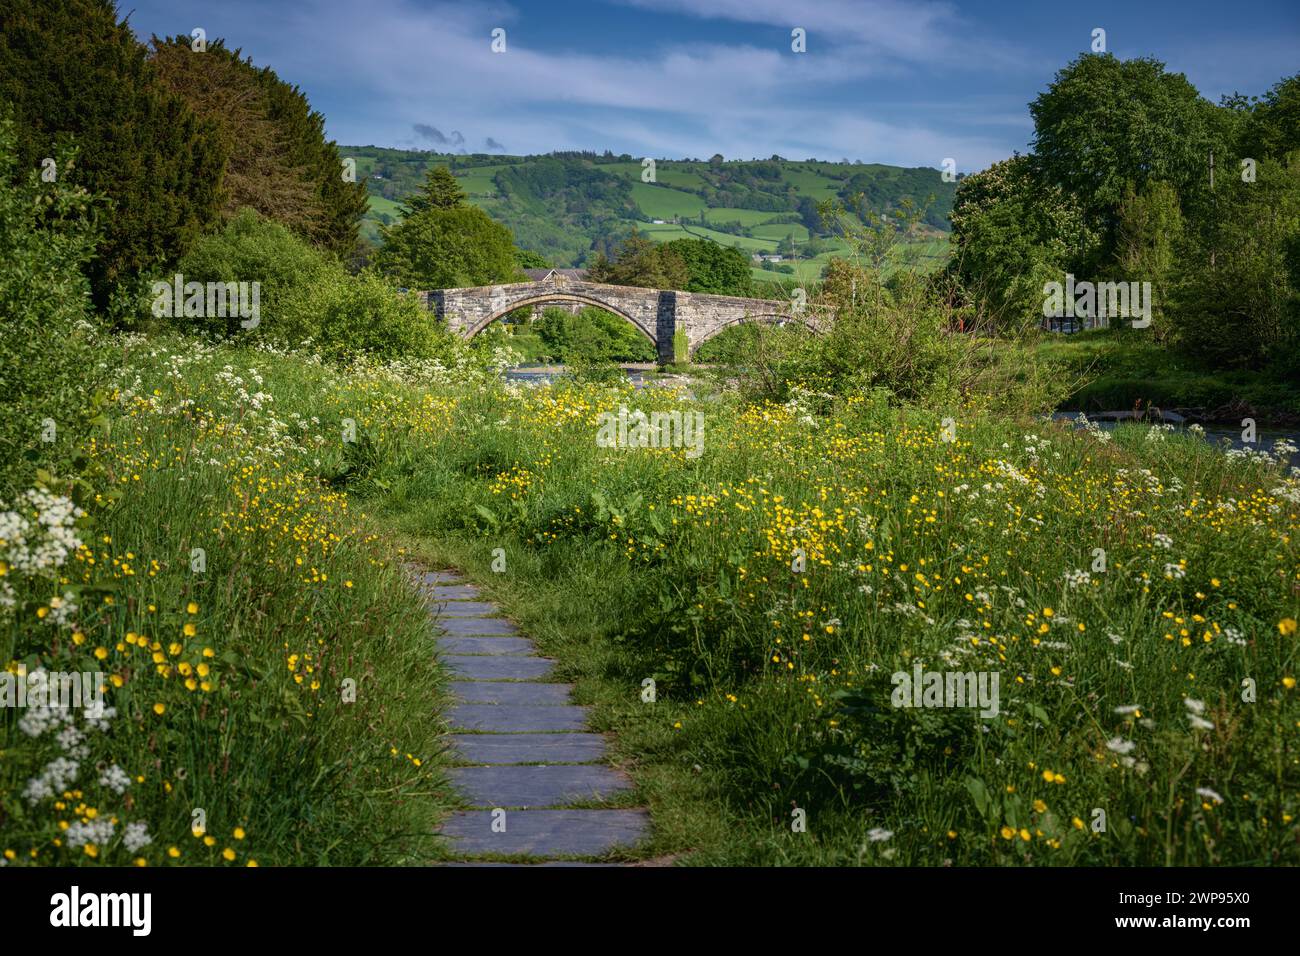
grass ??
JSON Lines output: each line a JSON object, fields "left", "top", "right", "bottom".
{"left": 602, "top": 161, "right": 712, "bottom": 192}
{"left": 630, "top": 182, "right": 708, "bottom": 220}
{"left": 291, "top": 357, "right": 1300, "bottom": 865}
{"left": 751, "top": 222, "right": 810, "bottom": 241}
{"left": 453, "top": 166, "right": 508, "bottom": 197}
{"left": 703, "top": 208, "right": 785, "bottom": 227}
{"left": 784, "top": 167, "right": 846, "bottom": 202}
{"left": 1, "top": 338, "right": 457, "bottom": 866}
{"left": 9, "top": 331, "right": 1296, "bottom": 867}
{"left": 367, "top": 194, "right": 403, "bottom": 219}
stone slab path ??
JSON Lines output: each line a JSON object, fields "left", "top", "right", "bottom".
{"left": 419, "top": 569, "right": 650, "bottom": 863}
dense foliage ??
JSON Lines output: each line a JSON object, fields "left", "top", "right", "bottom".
{"left": 0, "top": 117, "right": 104, "bottom": 496}
{"left": 148, "top": 36, "right": 368, "bottom": 257}
{"left": 950, "top": 55, "right": 1300, "bottom": 383}
{"left": 0, "top": 0, "right": 225, "bottom": 310}
{"left": 374, "top": 164, "right": 519, "bottom": 289}
{"left": 169, "top": 210, "right": 458, "bottom": 361}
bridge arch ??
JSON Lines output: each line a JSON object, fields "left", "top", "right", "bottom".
{"left": 465, "top": 293, "right": 657, "bottom": 344}
{"left": 689, "top": 312, "right": 821, "bottom": 355}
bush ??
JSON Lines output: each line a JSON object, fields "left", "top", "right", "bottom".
{"left": 0, "top": 116, "right": 104, "bottom": 495}
{"left": 307, "top": 269, "right": 458, "bottom": 363}
{"left": 162, "top": 209, "right": 454, "bottom": 362}
{"left": 166, "top": 208, "right": 328, "bottom": 343}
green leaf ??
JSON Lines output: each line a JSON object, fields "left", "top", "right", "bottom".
{"left": 965, "top": 776, "right": 992, "bottom": 819}
{"left": 1024, "top": 702, "right": 1051, "bottom": 726}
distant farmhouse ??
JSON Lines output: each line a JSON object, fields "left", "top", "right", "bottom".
{"left": 520, "top": 268, "right": 590, "bottom": 319}
{"left": 523, "top": 268, "right": 588, "bottom": 282}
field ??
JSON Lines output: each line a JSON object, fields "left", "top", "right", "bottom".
{"left": 750, "top": 222, "right": 810, "bottom": 241}
{"left": 629, "top": 181, "right": 708, "bottom": 219}
{"left": 344, "top": 147, "right": 956, "bottom": 273}
{"left": 360, "top": 364, "right": 1300, "bottom": 865}
{"left": 5, "top": 328, "right": 1298, "bottom": 867}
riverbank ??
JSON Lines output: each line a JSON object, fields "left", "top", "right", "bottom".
{"left": 1036, "top": 330, "right": 1300, "bottom": 427}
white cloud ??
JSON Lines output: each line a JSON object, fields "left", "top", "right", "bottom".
{"left": 130, "top": 0, "right": 1026, "bottom": 168}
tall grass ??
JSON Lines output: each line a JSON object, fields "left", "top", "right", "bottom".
{"left": 1, "top": 338, "right": 454, "bottom": 866}
{"left": 6, "top": 332, "right": 1296, "bottom": 866}
{"left": 218, "top": 346, "right": 1298, "bottom": 866}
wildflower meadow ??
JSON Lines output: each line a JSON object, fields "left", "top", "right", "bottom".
{"left": 2, "top": 2, "right": 1298, "bottom": 887}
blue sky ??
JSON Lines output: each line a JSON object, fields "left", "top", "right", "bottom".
{"left": 124, "top": 0, "right": 1299, "bottom": 173}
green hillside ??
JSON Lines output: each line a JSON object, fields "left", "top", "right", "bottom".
{"left": 346, "top": 147, "right": 956, "bottom": 281}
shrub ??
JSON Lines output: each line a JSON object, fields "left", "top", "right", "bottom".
{"left": 162, "top": 209, "right": 453, "bottom": 362}
{"left": 166, "top": 208, "right": 328, "bottom": 343}
{"left": 307, "top": 269, "right": 458, "bottom": 363}
{"left": 0, "top": 116, "right": 103, "bottom": 495}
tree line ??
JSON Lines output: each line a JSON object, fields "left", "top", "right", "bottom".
{"left": 948, "top": 53, "right": 1299, "bottom": 374}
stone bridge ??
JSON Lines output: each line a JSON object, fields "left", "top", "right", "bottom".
{"left": 418, "top": 273, "right": 825, "bottom": 363}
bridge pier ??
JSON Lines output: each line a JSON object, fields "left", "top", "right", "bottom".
{"left": 656, "top": 290, "right": 680, "bottom": 365}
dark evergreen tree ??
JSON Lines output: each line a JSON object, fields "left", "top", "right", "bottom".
{"left": 401, "top": 165, "right": 468, "bottom": 215}
{"left": 0, "top": 0, "right": 226, "bottom": 308}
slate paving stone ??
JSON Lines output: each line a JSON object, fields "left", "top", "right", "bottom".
{"left": 440, "top": 809, "right": 650, "bottom": 856}
{"left": 447, "top": 704, "right": 591, "bottom": 732}
{"left": 437, "top": 617, "right": 519, "bottom": 636}
{"left": 437, "top": 636, "right": 535, "bottom": 656}
{"left": 448, "top": 733, "right": 607, "bottom": 765}
{"left": 428, "top": 601, "right": 500, "bottom": 617}
{"left": 442, "top": 655, "right": 554, "bottom": 680}
{"left": 429, "top": 567, "right": 649, "bottom": 862}
{"left": 425, "top": 585, "right": 482, "bottom": 601}
{"left": 446, "top": 682, "right": 574, "bottom": 705}
{"left": 417, "top": 571, "right": 463, "bottom": 586}
{"left": 450, "top": 765, "right": 632, "bottom": 808}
